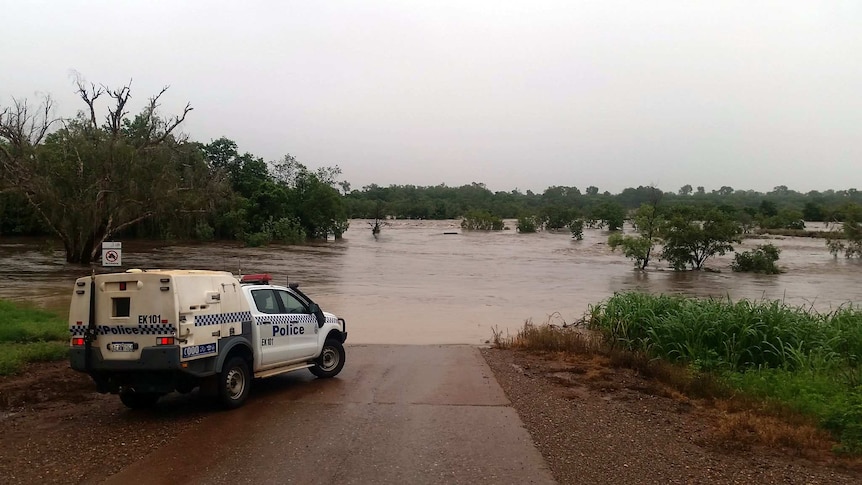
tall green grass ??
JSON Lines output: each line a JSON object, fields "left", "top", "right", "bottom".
{"left": 588, "top": 292, "right": 862, "bottom": 453}
{"left": 0, "top": 300, "right": 68, "bottom": 375}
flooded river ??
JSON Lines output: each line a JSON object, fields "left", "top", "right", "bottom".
{"left": 0, "top": 220, "right": 859, "bottom": 344}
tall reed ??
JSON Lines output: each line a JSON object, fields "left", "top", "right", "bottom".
{"left": 588, "top": 293, "right": 861, "bottom": 373}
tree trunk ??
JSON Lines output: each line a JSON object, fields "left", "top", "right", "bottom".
{"left": 63, "top": 234, "right": 98, "bottom": 265}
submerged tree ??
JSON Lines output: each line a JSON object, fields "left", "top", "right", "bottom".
{"left": 659, "top": 207, "right": 741, "bottom": 270}
{"left": 608, "top": 189, "right": 663, "bottom": 269}
{"left": 569, "top": 218, "right": 585, "bottom": 240}
{"left": 461, "top": 210, "right": 504, "bottom": 230}
{"left": 0, "top": 80, "right": 225, "bottom": 263}
{"left": 732, "top": 244, "right": 782, "bottom": 274}
{"left": 826, "top": 203, "right": 862, "bottom": 258}
{"left": 591, "top": 201, "right": 626, "bottom": 231}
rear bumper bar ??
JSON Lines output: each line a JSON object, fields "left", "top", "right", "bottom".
{"left": 70, "top": 346, "right": 182, "bottom": 372}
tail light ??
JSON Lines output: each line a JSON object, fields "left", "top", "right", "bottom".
{"left": 157, "top": 337, "right": 175, "bottom": 345}
{"left": 72, "top": 338, "right": 85, "bottom": 346}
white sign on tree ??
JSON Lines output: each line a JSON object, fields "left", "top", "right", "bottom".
{"left": 102, "top": 241, "right": 122, "bottom": 267}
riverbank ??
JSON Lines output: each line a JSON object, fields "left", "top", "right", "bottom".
{"left": 481, "top": 347, "right": 862, "bottom": 484}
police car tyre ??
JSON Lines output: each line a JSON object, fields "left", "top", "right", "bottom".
{"left": 219, "top": 357, "right": 251, "bottom": 409}
{"left": 310, "top": 339, "right": 345, "bottom": 378}
{"left": 119, "top": 391, "right": 161, "bottom": 409}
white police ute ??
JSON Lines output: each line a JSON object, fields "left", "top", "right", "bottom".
{"left": 69, "top": 270, "right": 347, "bottom": 409}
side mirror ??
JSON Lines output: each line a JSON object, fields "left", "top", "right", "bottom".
{"left": 309, "top": 303, "right": 325, "bottom": 327}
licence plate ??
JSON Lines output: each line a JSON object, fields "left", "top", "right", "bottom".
{"left": 108, "top": 342, "right": 136, "bottom": 352}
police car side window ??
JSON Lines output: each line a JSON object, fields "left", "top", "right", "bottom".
{"left": 251, "top": 289, "right": 280, "bottom": 314}
{"left": 277, "top": 290, "right": 308, "bottom": 314}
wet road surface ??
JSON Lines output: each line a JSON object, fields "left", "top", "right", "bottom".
{"left": 98, "top": 345, "right": 555, "bottom": 485}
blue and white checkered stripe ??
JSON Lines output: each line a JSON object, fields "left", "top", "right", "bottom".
{"left": 193, "top": 311, "right": 252, "bottom": 327}
{"left": 256, "top": 314, "right": 317, "bottom": 325}
{"left": 69, "top": 324, "right": 177, "bottom": 336}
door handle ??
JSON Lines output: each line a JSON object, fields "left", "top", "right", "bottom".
{"left": 289, "top": 320, "right": 298, "bottom": 324}
{"left": 260, "top": 321, "right": 271, "bottom": 325}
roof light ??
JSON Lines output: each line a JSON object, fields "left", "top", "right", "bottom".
{"left": 240, "top": 274, "right": 272, "bottom": 285}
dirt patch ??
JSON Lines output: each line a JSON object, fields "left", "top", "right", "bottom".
{"left": 0, "top": 362, "right": 211, "bottom": 485}
{"left": 481, "top": 348, "right": 862, "bottom": 485}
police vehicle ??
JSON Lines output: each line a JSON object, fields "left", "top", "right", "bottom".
{"left": 69, "top": 270, "right": 347, "bottom": 409}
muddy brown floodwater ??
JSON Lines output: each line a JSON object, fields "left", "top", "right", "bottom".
{"left": 0, "top": 220, "right": 859, "bottom": 344}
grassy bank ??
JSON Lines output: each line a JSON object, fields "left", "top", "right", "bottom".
{"left": 0, "top": 300, "right": 68, "bottom": 375}
{"left": 495, "top": 293, "right": 862, "bottom": 454}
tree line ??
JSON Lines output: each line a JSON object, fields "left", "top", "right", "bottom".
{"left": 2, "top": 79, "right": 861, "bottom": 266}
{"left": 346, "top": 182, "right": 862, "bottom": 228}
{"left": 0, "top": 80, "right": 348, "bottom": 264}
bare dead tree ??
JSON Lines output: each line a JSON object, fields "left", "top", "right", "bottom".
{"left": 1, "top": 79, "right": 211, "bottom": 264}
{"left": 74, "top": 79, "right": 103, "bottom": 130}
{"left": 142, "top": 86, "right": 192, "bottom": 148}
{"left": 104, "top": 83, "right": 131, "bottom": 136}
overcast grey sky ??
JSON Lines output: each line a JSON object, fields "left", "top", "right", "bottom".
{"left": 2, "top": 1, "right": 860, "bottom": 194}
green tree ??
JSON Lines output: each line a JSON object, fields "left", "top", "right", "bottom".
{"left": 659, "top": 208, "right": 741, "bottom": 270}
{"left": 275, "top": 155, "right": 349, "bottom": 239}
{"left": 569, "top": 219, "right": 585, "bottom": 240}
{"left": 759, "top": 200, "right": 778, "bottom": 217}
{"left": 826, "top": 203, "right": 862, "bottom": 258}
{"left": 608, "top": 233, "right": 654, "bottom": 269}
{"left": 0, "top": 81, "right": 225, "bottom": 263}
{"left": 541, "top": 205, "right": 576, "bottom": 230}
{"left": 802, "top": 202, "right": 823, "bottom": 221}
{"left": 608, "top": 190, "right": 663, "bottom": 269}
{"left": 592, "top": 201, "right": 626, "bottom": 231}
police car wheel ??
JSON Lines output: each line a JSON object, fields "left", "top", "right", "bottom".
{"left": 119, "top": 391, "right": 161, "bottom": 409}
{"left": 310, "top": 339, "right": 345, "bottom": 378}
{"left": 219, "top": 357, "right": 251, "bottom": 409}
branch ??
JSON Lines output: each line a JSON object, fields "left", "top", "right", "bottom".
{"left": 75, "top": 78, "right": 104, "bottom": 130}
{"left": 109, "top": 211, "right": 155, "bottom": 236}
{"left": 104, "top": 80, "right": 131, "bottom": 136}
{"left": 140, "top": 85, "right": 192, "bottom": 148}
{"left": 21, "top": 190, "right": 65, "bottom": 240}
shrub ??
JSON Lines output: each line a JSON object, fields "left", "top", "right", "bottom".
{"left": 569, "top": 219, "right": 585, "bottom": 240}
{"left": 264, "top": 217, "right": 306, "bottom": 244}
{"left": 242, "top": 232, "right": 271, "bottom": 247}
{"left": 516, "top": 215, "right": 540, "bottom": 233}
{"left": 193, "top": 221, "right": 215, "bottom": 241}
{"left": 732, "top": 243, "right": 782, "bottom": 274}
{"left": 461, "top": 210, "right": 505, "bottom": 230}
